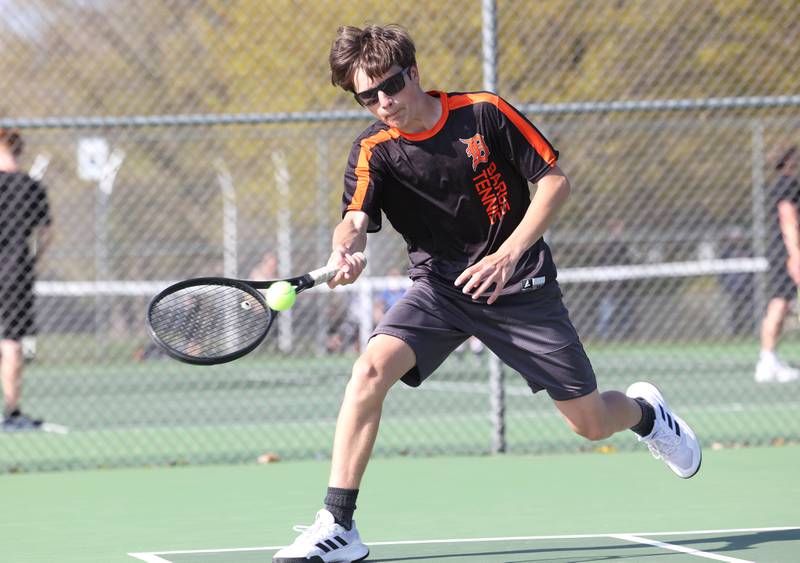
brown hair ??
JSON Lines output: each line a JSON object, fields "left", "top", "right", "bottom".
{"left": 0, "top": 128, "right": 24, "bottom": 157}
{"left": 769, "top": 142, "right": 797, "bottom": 172}
{"left": 329, "top": 24, "right": 416, "bottom": 92}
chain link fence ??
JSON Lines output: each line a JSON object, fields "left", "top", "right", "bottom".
{"left": 0, "top": 0, "right": 799, "bottom": 472}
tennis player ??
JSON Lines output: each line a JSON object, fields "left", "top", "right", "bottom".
{"left": 273, "top": 24, "right": 701, "bottom": 563}
{"left": 0, "top": 128, "right": 52, "bottom": 432}
{"left": 754, "top": 142, "right": 800, "bottom": 383}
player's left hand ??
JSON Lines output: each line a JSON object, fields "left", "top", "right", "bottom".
{"left": 455, "top": 251, "right": 520, "bottom": 304}
{"left": 327, "top": 246, "right": 367, "bottom": 288}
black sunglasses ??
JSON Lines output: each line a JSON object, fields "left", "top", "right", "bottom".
{"left": 353, "top": 67, "right": 410, "bottom": 106}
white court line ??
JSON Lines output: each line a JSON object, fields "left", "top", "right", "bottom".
{"left": 127, "top": 526, "right": 798, "bottom": 561}
{"left": 40, "top": 422, "right": 69, "bottom": 434}
{"left": 128, "top": 555, "right": 172, "bottom": 563}
{"left": 612, "top": 533, "right": 753, "bottom": 562}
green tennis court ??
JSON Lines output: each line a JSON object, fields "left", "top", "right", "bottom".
{"left": 5, "top": 338, "right": 800, "bottom": 473}
{"left": 3, "top": 444, "right": 797, "bottom": 562}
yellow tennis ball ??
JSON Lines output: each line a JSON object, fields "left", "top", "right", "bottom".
{"left": 266, "top": 281, "right": 296, "bottom": 311}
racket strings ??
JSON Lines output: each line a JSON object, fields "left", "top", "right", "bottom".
{"left": 149, "top": 285, "right": 271, "bottom": 358}
{"left": 151, "top": 295, "right": 258, "bottom": 356}
{"left": 162, "top": 287, "right": 269, "bottom": 350}
{"left": 165, "top": 291, "right": 264, "bottom": 340}
{"left": 153, "top": 291, "right": 266, "bottom": 356}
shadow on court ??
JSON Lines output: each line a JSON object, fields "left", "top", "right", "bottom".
{"left": 362, "top": 529, "right": 800, "bottom": 562}
{"left": 366, "top": 545, "right": 644, "bottom": 563}
{"left": 360, "top": 541, "right": 679, "bottom": 562}
{"left": 667, "top": 528, "right": 800, "bottom": 556}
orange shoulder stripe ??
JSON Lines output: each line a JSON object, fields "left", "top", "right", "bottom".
{"left": 448, "top": 92, "right": 499, "bottom": 110}
{"left": 448, "top": 93, "right": 557, "bottom": 166}
{"left": 347, "top": 128, "right": 399, "bottom": 212}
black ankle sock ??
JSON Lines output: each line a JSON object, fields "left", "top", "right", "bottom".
{"left": 630, "top": 398, "right": 655, "bottom": 437}
{"left": 3, "top": 407, "right": 20, "bottom": 419}
{"left": 324, "top": 487, "right": 359, "bottom": 530}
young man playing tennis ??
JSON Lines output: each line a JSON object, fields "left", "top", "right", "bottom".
{"left": 273, "top": 24, "right": 701, "bottom": 563}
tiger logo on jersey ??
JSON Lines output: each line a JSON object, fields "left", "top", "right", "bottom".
{"left": 459, "top": 133, "right": 490, "bottom": 171}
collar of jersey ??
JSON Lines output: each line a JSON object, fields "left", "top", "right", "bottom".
{"left": 392, "top": 91, "right": 448, "bottom": 141}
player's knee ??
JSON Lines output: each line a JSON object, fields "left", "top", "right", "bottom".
{"left": 349, "top": 357, "right": 393, "bottom": 398}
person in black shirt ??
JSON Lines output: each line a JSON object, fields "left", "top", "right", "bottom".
{"left": 273, "top": 25, "right": 701, "bottom": 563}
{"left": 755, "top": 143, "right": 800, "bottom": 383}
{"left": 0, "top": 129, "right": 52, "bottom": 431}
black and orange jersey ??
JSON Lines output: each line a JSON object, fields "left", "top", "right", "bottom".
{"left": 342, "top": 90, "right": 559, "bottom": 297}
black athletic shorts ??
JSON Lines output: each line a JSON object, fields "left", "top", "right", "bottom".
{"left": 373, "top": 277, "right": 597, "bottom": 401}
{"left": 0, "top": 282, "right": 35, "bottom": 341}
{"left": 767, "top": 259, "right": 796, "bottom": 301}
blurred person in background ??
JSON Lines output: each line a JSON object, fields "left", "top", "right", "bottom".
{"left": 325, "top": 295, "right": 361, "bottom": 355}
{"left": 373, "top": 266, "right": 405, "bottom": 324}
{"left": 0, "top": 128, "right": 53, "bottom": 431}
{"left": 249, "top": 250, "right": 279, "bottom": 281}
{"left": 594, "top": 220, "right": 636, "bottom": 340}
{"left": 717, "top": 226, "right": 756, "bottom": 337}
{"left": 755, "top": 142, "right": 800, "bottom": 383}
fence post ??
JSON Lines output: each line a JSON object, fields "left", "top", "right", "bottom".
{"left": 214, "top": 159, "right": 237, "bottom": 279}
{"left": 316, "top": 138, "right": 331, "bottom": 357}
{"left": 751, "top": 120, "right": 767, "bottom": 333}
{"left": 95, "top": 146, "right": 124, "bottom": 360}
{"left": 482, "top": 0, "right": 506, "bottom": 454}
{"left": 273, "top": 151, "right": 293, "bottom": 353}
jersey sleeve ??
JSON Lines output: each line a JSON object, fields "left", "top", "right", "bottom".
{"left": 771, "top": 176, "right": 800, "bottom": 208}
{"left": 341, "top": 137, "right": 384, "bottom": 233}
{"left": 490, "top": 96, "right": 558, "bottom": 183}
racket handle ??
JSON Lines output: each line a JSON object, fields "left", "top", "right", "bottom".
{"left": 307, "top": 252, "right": 367, "bottom": 285}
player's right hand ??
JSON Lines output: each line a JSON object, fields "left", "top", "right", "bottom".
{"left": 327, "top": 247, "right": 366, "bottom": 288}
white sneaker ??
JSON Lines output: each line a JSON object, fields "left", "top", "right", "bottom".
{"left": 776, "top": 362, "right": 800, "bottom": 382}
{"left": 626, "top": 382, "right": 702, "bottom": 479}
{"left": 273, "top": 509, "right": 369, "bottom": 563}
{"left": 755, "top": 359, "right": 777, "bottom": 383}
{"left": 756, "top": 359, "right": 800, "bottom": 383}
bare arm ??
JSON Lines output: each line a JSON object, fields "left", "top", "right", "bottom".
{"left": 778, "top": 200, "right": 800, "bottom": 284}
{"left": 327, "top": 210, "right": 369, "bottom": 288}
{"left": 455, "top": 164, "right": 571, "bottom": 304}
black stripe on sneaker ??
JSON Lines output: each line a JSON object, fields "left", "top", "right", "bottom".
{"left": 666, "top": 414, "right": 674, "bottom": 430}
{"left": 658, "top": 405, "right": 666, "bottom": 420}
{"left": 675, "top": 423, "right": 681, "bottom": 437}
{"left": 334, "top": 536, "right": 348, "bottom": 546}
{"left": 324, "top": 539, "right": 339, "bottom": 550}
{"left": 315, "top": 543, "right": 330, "bottom": 553}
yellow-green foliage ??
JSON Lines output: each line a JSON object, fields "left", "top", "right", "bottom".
{"left": 2, "top": 1, "right": 798, "bottom": 275}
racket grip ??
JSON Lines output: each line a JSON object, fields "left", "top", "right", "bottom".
{"left": 307, "top": 252, "right": 367, "bottom": 285}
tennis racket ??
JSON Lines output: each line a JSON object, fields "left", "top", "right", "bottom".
{"left": 146, "top": 254, "right": 364, "bottom": 365}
